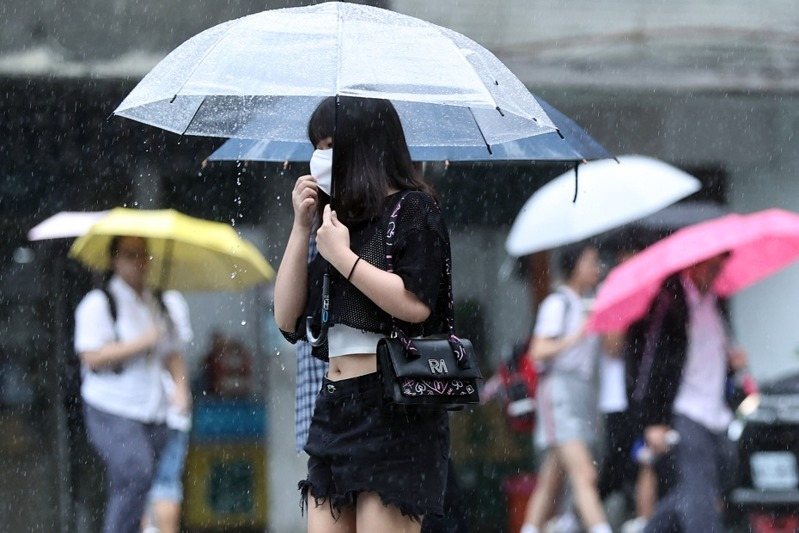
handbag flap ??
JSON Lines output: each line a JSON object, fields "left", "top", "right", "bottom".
{"left": 378, "top": 338, "right": 483, "bottom": 380}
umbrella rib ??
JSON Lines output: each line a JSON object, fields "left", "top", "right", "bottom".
{"left": 181, "top": 96, "right": 208, "bottom": 137}
{"left": 467, "top": 107, "right": 492, "bottom": 155}
{"left": 169, "top": 23, "right": 237, "bottom": 104}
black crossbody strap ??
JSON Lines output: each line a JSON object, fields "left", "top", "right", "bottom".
{"left": 100, "top": 285, "right": 120, "bottom": 342}
{"left": 384, "top": 191, "right": 470, "bottom": 369}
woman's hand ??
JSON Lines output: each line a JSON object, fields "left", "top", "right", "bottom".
{"left": 316, "top": 204, "right": 353, "bottom": 271}
{"left": 645, "top": 424, "right": 674, "bottom": 455}
{"left": 137, "top": 324, "right": 162, "bottom": 352}
{"left": 171, "top": 381, "right": 192, "bottom": 415}
{"left": 729, "top": 345, "right": 748, "bottom": 370}
{"left": 292, "top": 175, "right": 318, "bottom": 230}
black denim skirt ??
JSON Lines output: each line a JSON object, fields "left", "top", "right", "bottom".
{"left": 300, "top": 372, "right": 450, "bottom": 521}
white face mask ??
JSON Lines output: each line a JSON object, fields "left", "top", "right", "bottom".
{"left": 309, "top": 148, "right": 333, "bottom": 196}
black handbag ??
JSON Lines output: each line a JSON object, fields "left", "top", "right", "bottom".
{"left": 376, "top": 192, "right": 482, "bottom": 409}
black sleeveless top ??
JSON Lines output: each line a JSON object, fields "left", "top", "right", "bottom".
{"left": 279, "top": 190, "right": 450, "bottom": 361}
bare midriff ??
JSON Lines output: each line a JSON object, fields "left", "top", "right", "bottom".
{"left": 327, "top": 353, "right": 377, "bottom": 380}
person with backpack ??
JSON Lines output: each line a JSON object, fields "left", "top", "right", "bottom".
{"left": 74, "top": 235, "right": 192, "bottom": 533}
{"left": 521, "top": 242, "right": 611, "bottom": 533}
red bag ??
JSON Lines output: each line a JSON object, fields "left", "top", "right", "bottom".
{"left": 498, "top": 338, "right": 538, "bottom": 434}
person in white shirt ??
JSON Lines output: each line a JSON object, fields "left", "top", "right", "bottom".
{"left": 625, "top": 253, "right": 745, "bottom": 532}
{"left": 74, "top": 235, "right": 192, "bottom": 533}
{"left": 522, "top": 242, "right": 611, "bottom": 533}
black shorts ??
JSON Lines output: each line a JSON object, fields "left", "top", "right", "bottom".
{"left": 301, "top": 372, "right": 450, "bottom": 521}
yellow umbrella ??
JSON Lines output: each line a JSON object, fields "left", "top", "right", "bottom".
{"left": 69, "top": 208, "right": 274, "bottom": 291}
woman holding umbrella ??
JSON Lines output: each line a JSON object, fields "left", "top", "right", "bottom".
{"left": 274, "top": 96, "right": 453, "bottom": 532}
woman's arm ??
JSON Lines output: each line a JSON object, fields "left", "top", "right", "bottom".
{"left": 529, "top": 331, "right": 583, "bottom": 361}
{"left": 317, "top": 205, "right": 431, "bottom": 323}
{"left": 165, "top": 351, "right": 191, "bottom": 414}
{"left": 80, "top": 326, "right": 159, "bottom": 371}
{"left": 273, "top": 175, "right": 317, "bottom": 331}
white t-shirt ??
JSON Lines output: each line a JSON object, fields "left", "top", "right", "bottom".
{"left": 598, "top": 352, "right": 628, "bottom": 414}
{"left": 673, "top": 275, "right": 732, "bottom": 432}
{"left": 534, "top": 285, "right": 599, "bottom": 381}
{"left": 74, "top": 275, "right": 192, "bottom": 423}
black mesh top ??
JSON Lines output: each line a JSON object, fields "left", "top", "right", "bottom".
{"left": 280, "top": 190, "right": 451, "bottom": 361}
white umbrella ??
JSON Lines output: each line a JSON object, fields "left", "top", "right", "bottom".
{"left": 505, "top": 155, "right": 702, "bottom": 256}
{"left": 27, "top": 211, "right": 109, "bottom": 241}
{"left": 114, "top": 1, "right": 557, "bottom": 149}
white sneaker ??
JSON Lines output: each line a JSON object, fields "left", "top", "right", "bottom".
{"left": 545, "top": 512, "right": 581, "bottom": 533}
{"left": 620, "top": 516, "right": 648, "bottom": 533}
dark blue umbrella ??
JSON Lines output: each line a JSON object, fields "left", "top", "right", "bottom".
{"left": 206, "top": 98, "right": 610, "bottom": 163}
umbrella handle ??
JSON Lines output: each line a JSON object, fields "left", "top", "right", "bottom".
{"left": 305, "top": 272, "right": 330, "bottom": 347}
{"left": 305, "top": 316, "right": 327, "bottom": 347}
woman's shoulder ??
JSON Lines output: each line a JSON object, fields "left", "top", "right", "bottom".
{"left": 76, "top": 288, "right": 110, "bottom": 318}
{"left": 397, "top": 189, "right": 439, "bottom": 212}
{"left": 391, "top": 190, "right": 445, "bottom": 231}
{"left": 540, "top": 290, "right": 569, "bottom": 310}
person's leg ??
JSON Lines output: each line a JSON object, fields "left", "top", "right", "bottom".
{"left": 356, "top": 492, "right": 422, "bottom": 533}
{"left": 147, "top": 429, "right": 189, "bottom": 533}
{"left": 149, "top": 501, "right": 180, "bottom": 533}
{"left": 555, "top": 440, "right": 609, "bottom": 530}
{"left": 83, "top": 405, "right": 159, "bottom": 533}
{"left": 635, "top": 464, "right": 657, "bottom": 519}
{"left": 645, "top": 416, "right": 723, "bottom": 533}
{"left": 307, "top": 497, "right": 356, "bottom": 533}
{"left": 523, "top": 451, "right": 565, "bottom": 529}
{"left": 421, "top": 458, "right": 468, "bottom": 533}
{"left": 598, "top": 411, "right": 627, "bottom": 499}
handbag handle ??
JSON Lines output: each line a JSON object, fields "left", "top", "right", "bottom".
{"left": 384, "top": 191, "right": 471, "bottom": 370}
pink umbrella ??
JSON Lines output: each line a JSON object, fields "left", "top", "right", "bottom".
{"left": 589, "top": 208, "right": 799, "bottom": 333}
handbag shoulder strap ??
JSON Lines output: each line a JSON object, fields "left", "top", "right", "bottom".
{"left": 384, "top": 191, "right": 470, "bottom": 368}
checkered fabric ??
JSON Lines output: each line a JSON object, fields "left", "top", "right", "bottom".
{"left": 294, "top": 238, "right": 328, "bottom": 452}
{"left": 294, "top": 340, "right": 327, "bottom": 452}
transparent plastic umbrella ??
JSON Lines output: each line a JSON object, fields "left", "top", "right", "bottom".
{"left": 115, "top": 1, "right": 561, "bottom": 346}
{"left": 206, "top": 98, "right": 610, "bottom": 163}
{"left": 114, "top": 1, "right": 557, "bottom": 149}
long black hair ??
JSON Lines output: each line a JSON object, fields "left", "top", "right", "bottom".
{"left": 558, "top": 240, "right": 595, "bottom": 281}
{"left": 307, "top": 96, "right": 435, "bottom": 224}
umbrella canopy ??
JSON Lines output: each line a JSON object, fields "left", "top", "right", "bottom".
{"left": 28, "top": 211, "right": 110, "bottom": 241}
{"left": 114, "top": 1, "right": 556, "bottom": 149}
{"left": 597, "top": 201, "right": 730, "bottom": 252}
{"left": 505, "top": 155, "right": 702, "bottom": 257}
{"left": 636, "top": 201, "right": 729, "bottom": 231}
{"left": 206, "top": 98, "right": 610, "bottom": 163}
{"left": 69, "top": 208, "right": 274, "bottom": 292}
{"left": 589, "top": 209, "right": 799, "bottom": 333}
